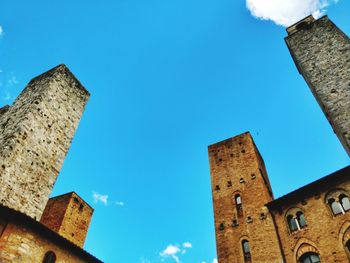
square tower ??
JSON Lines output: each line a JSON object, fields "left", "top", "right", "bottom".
{"left": 0, "top": 65, "right": 90, "bottom": 220}
{"left": 208, "top": 132, "right": 283, "bottom": 263}
{"left": 40, "top": 192, "right": 94, "bottom": 248}
{"left": 285, "top": 15, "right": 350, "bottom": 156}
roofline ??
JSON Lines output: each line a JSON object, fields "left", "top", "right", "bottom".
{"left": 0, "top": 204, "right": 103, "bottom": 263}
{"left": 48, "top": 191, "right": 94, "bottom": 211}
{"left": 266, "top": 165, "right": 350, "bottom": 210}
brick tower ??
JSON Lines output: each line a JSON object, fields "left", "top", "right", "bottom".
{"left": 285, "top": 15, "right": 350, "bottom": 157}
{"left": 0, "top": 65, "right": 90, "bottom": 220}
{"left": 40, "top": 192, "right": 94, "bottom": 248}
{"left": 208, "top": 132, "right": 283, "bottom": 263}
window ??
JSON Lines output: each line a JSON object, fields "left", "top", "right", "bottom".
{"left": 326, "top": 190, "right": 350, "bottom": 216}
{"left": 297, "top": 211, "right": 306, "bottom": 228}
{"left": 286, "top": 209, "right": 307, "bottom": 232}
{"left": 329, "top": 199, "right": 343, "bottom": 215}
{"left": 340, "top": 195, "right": 350, "bottom": 212}
{"left": 346, "top": 240, "right": 350, "bottom": 253}
{"left": 235, "top": 194, "right": 243, "bottom": 216}
{"left": 299, "top": 252, "right": 321, "bottom": 263}
{"left": 287, "top": 215, "right": 298, "bottom": 232}
{"left": 43, "top": 251, "right": 56, "bottom": 263}
{"left": 242, "top": 240, "right": 251, "bottom": 262}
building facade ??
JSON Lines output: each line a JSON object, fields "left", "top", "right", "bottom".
{"left": 209, "top": 15, "right": 350, "bottom": 263}
{"left": 0, "top": 65, "right": 101, "bottom": 262}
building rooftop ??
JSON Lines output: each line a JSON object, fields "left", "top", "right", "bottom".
{"left": 267, "top": 165, "right": 350, "bottom": 210}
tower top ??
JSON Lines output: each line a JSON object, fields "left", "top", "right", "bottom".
{"left": 286, "top": 15, "right": 316, "bottom": 35}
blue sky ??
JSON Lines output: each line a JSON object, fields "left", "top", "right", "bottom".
{"left": 0, "top": 1, "right": 349, "bottom": 262}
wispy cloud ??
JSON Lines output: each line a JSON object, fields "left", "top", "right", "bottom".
{"left": 212, "top": 259, "right": 218, "bottom": 263}
{"left": 159, "top": 242, "right": 192, "bottom": 263}
{"left": 0, "top": 25, "right": 3, "bottom": 36}
{"left": 92, "top": 192, "right": 108, "bottom": 205}
{"left": 115, "top": 201, "right": 125, "bottom": 206}
{"left": 0, "top": 71, "right": 19, "bottom": 102}
{"left": 246, "top": 0, "right": 339, "bottom": 27}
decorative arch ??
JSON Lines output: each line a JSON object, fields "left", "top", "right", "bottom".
{"left": 292, "top": 238, "right": 319, "bottom": 263}
{"left": 338, "top": 221, "right": 350, "bottom": 259}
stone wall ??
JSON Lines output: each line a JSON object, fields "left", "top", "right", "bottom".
{"left": 0, "top": 65, "right": 90, "bottom": 220}
{"left": 208, "top": 132, "right": 283, "bottom": 263}
{"left": 285, "top": 16, "right": 350, "bottom": 156}
{"left": 0, "top": 220, "right": 91, "bottom": 263}
{"left": 271, "top": 180, "right": 350, "bottom": 262}
{"left": 40, "top": 192, "right": 94, "bottom": 248}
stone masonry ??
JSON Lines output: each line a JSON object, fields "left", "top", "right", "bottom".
{"left": 208, "top": 132, "right": 284, "bottom": 263}
{"left": 40, "top": 192, "right": 94, "bottom": 248}
{"left": 0, "top": 64, "right": 90, "bottom": 220}
{"left": 285, "top": 15, "right": 350, "bottom": 157}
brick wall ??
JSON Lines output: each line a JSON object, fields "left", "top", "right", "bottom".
{"left": 0, "top": 221, "right": 89, "bottom": 263}
{"left": 271, "top": 180, "right": 350, "bottom": 262}
{"left": 41, "top": 192, "right": 94, "bottom": 248}
{"left": 208, "top": 132, "right": 283, "bottom": 263}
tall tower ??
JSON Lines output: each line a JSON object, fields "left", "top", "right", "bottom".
{"left": 40, "top": 192, "right": 94, "bottom": 248}
{"left": 0, "top": 65, "right": 90, "bottom": 220}
{"left": 285, "top": 15, "right": 350, "bottom": 156}
{"left": 208, "top": 132, "right": 283, "bottom": 263}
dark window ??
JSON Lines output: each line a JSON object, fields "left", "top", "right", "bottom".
{"left": 299, "top": 252, "right": 321, "bottom": 263}
{"left": 43, "top": 251, "right": 56, "bottom": 263}
{"left": 287, "top": 215, "right": 298, "bottom": 232}
{"left": 235, "top": 194, "right": 243, "bottom": 216}
{"left": 346, "top": 240, "right": 350, "bottom": 252}
{"left": 296, "top": 211, "right": 307, "bottom": 228}
{"left": 242, "top": 240, "right": 251, "bottom": 262}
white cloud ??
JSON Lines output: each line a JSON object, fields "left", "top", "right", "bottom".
{"left": 0, "top": 26, "right": 3, "bottom": 36}
{"left": 159, "top": 242, "right": 193, "bottom": 262}
{"left": 92, "top": 192, "right": 108, "bottom": 205}
{"left": 183, "top": 242, "right": 192, "bottom": 248}
{"left": 212, "top": 259, "right": 218, "bottom": 263}
{"left": 246, "top": 0, "right": 339, "bottom": 27}
{"left": 115, "top": 201, "right": 125, "bottom": 206}
{"left": 160, "top": 244, "right": 181, "bottom": 263}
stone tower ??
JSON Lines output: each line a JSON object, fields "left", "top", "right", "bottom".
{"left": 40, "top": 192, "right": 94, "bottom": 248}
{"left": 285, "top": 15, "right": 350, "bottom": 157}
{"left": 208, "top": 132, "right": 283, "bottom": 263}
{"left": 0, "top": 64, "right": 90, "bottom": 220}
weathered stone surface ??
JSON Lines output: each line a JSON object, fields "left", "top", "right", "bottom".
{"left": 208, "top": 132, "right": 283, "bottom": 263}
{"left": 40, "top": 192, "right": 94, "bottom": 248}
{"left": 0, "top": 221, "right": 92, "bottom": 263}
{"left": 285, "top": 15, "right": 350, "bottom": 157}
{"left": 0, "top": 64, "right": 90, "bottom": 220}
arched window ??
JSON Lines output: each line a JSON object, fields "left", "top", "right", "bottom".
{"left": 299, "top": 252, "right": 321, "bottom": 263}
{"left": 286, "top": 209, "right": 306, "bottom": 232}
{"left": 340, "top": 195, "right": 350, "bottom": 212}
{"left": 326, "top": 190, "right": 350, "bottom": 216}
{"left": 43, "top": 251, "right": 56, "bottom": 263}
{"left": 235, "top": 194, "right": 243, "bottom": 216}
{"left": 287, "top": 215, "right": 298, "bottom": 232}
{"left": 242, "top": 240, "right": 251, "bottom": 262}
{"left": 346, "top": 239, "right": 350, "bottom": 252}
{"left": 328, "top": 199, "right": 343, "bottom": 215}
